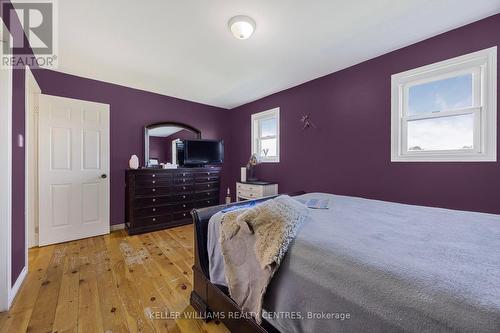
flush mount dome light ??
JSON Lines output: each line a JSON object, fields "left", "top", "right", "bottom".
{"left": 228, "top": 15, "right": 256, "bottom": 40}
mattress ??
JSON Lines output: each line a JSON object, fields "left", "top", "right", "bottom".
{"left": 207, "top": 193, "right": 500, "bottom": 333}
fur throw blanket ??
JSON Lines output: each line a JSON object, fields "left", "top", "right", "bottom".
{"left": 219, "top": 195, "right": 308, "bottom": 323}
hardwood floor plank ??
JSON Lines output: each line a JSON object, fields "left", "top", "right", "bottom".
{"left": 104, "top": 231, "right": 156, "bottom": 333}
{"left": 52, "top": 240, "right": 81, "bottom": 333}
{"left": 1, "top": 225, "right": 228, "bottom": 333}
{"left": 77, "top": 238, "right": 104, "bottom": 333}
{"left": 26, "top": 243, "right": 67, "bottom": 333}
{"left": 93, "top": 236, "right": 130, "bottom": 333}
{"left": 9, "top": 245, "right": 55, "bottom": 315}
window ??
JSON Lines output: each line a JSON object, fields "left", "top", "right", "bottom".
{"left": 391, "top": 47, "right": 497, "bottom": 162}
{"left": 251, "top": 108, "right": 280, "bottom": 162}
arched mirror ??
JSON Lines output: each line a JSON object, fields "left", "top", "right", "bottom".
{"left": 144, "top": 122, "right": 201, "bottom": 167}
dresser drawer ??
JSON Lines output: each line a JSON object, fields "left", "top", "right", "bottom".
{"left": 195, "top": 182, "right": 218, "bottom": 191}
{"left": 194, "top": 198, "right": 217, "bottom": 208}
{"left": 194, "top": 190, "right": 219, "bottom": 200}
{"left": 135, "top": 195, "right": 172, "bottom": 207}
{"left": 172, "top": 184, "right": 194, "bottom": 193}
{"left": 173, "top": 210, "right": 191, "bottom": 221}
{"left": 135, "top": 173, "right": 172, "bottom": 181}
{"left": 134, "top": 205, "right": 172, "bottom": 218}
{"left": 171, "top": 202, "right": 192, "bottom": 212}
{"left": 194, "top": 170, "right": 220, "bottom": 178}
{"left": 174, "top": 177, "right": 194, "bottom": 185}
{"left": 135, "top": 214, "right": 172, "bottom": 227}
{"left": 237, "top": 189, "right": 261, "bottom": 199}
{"left": 236, "top": 183, "right": 263, "bottom": 195}
{"left": 175, "top": 170, "right": 195, "bottom": 178}
{"left": 170, "top": 193, "right": 194, "bottom": 202}
{"left": 136, "top": 179, "right": 172, "bottom": 188}
{"left": 195, "top": 175, "right": 220, "bottom": 183}
{"left": 135, "top": 186, "right": 171, "bottom": 196}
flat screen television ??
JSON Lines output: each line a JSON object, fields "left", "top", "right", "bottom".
{"left": 178, "top": 139, "right": 224, "bottom": 166}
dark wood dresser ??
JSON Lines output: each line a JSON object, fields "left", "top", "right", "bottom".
{"left": 125, "top": 167, "right": 221, "bottom": 235}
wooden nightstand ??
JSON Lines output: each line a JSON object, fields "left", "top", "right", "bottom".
{"left": 236, "top": 181, "right": 278, "bottom": 201}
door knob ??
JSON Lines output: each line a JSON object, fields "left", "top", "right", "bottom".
{"left": 100, "top": 174, "right": 108, "bottom": 179}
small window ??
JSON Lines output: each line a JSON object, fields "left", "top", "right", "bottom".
{"left": 391, "top": 47, "right": 497, "bottom": 162}
{"left": 251, "top": 108, "right": 280, "bottom": 162}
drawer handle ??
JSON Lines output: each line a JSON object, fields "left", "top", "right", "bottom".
{"left": 207, "top": 184, "right": 210, "bottom": 188}
{"left": 152, "top": 198, "right": 156, "bottom": 202}
{"left": 207, "top": 172, "right": 210, "bottom": 175}
{"left": 152, "top": 188, "right": 156, "bottom": 192}
{"left": 183, "top": 213, "right": 186, "bottom": 217}
{"left": 182, "top": 204, "right": 186, "bottom": 208}
{"left": 183, "top": 186, "right": 186, "bottom": 190}
{"left": 207, "top": 192, "right": 210, "bottom": 196}
{"left": 183, "top": 173, "right": 186, "bottom": 176}
{"left": 152, "top": 180, "right": 156, "bottom": 184}
{"left": 152, "top": 174, "right": 156, "bottom": 178}
{"left": 183, "top": 179, "right": 186, "bottom": 183}
{"left": 207, "top": 178, "right": 210, "bottom": 180}
{"left": 152, "top": 208, "right": 156, "bottom": 212}
{"left": 152, "top": 218, "right": 156, "bottom": 222}
{"left": 182, "top": 195, "right": 186, "bottom": 199}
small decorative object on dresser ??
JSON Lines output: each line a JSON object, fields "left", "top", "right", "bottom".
{"left": 126, "top": 167, "right": 221, "bottom": 235}
{"left": 246, "top": 153, "right": 260, "bottom": 181}
{"left": 129, "top": 154, "right": 139, "bottom": 169}
{"left": 236, "top": 181, "right": 278, "bottom": 201}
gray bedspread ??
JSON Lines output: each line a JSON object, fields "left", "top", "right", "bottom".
{"left": 207, "top": 193, "right": 500, "bottom": 333}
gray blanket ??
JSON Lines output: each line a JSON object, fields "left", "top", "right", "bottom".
{"left": 208, "top": 193, "right": 500, "bottom": 333}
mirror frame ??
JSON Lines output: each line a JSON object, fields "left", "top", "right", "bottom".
{"left": 144, "top": 121, "right": 201, "bottom": 167}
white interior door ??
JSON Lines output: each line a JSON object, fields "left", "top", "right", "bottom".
{"left": 38, "top": 94, "right": 110, "bottom": 246}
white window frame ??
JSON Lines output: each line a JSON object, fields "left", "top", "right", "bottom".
{"left": 251, "top": 107, "right": 280, "bottom": 163}
{"left": 391, "top": 47, "right": 497, "bottom": 162}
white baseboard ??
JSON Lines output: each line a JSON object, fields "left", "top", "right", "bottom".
{"left": 110, "top": 223, "right": 125, "bottom": 232}
{"left": 9, "top": 266, "right": 27, "bottom": 307}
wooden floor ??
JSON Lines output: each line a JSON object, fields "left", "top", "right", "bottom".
{"left": 0, "top": 225, "right": 229, "bottom": 333}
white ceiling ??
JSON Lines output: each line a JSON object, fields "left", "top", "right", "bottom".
{"left": 55, "top": 0, "right": 500, "bottom": 109}
{"left": 148, "top": 126, "right": 183, "bottom": 137}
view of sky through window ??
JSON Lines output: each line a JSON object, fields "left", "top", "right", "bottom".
{"left": 260, "top": 118, "right": 277, "bottom": 137}
{"left": 407, "top": 113, "right": 474, "bottom": 151}
{"left": 408, "top": 74, "right": 473, "bottom": 115}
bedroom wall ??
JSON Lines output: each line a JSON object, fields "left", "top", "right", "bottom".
{"left": 33, "top": 69, "right": 231, "bottom": 226}
{"left": 1, "top": 0, "right": 28, "bottom": 286}
{"left": 228, "top": 14, "right": 500, "bottom": 215}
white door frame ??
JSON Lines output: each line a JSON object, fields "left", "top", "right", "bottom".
{"left": 26, "top": 67, "right": 41, "bottom": 248}
{"left": 0, "top": 37, "right": 13, "bottom": 312}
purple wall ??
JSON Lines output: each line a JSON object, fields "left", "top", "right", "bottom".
{"left": 1, "top": 0, "right": 28, "bottom": 285}
{"left": 11, "top": 68, "right": 26, "bottom": 284}
{"left": 33, "top": 69, "right": 231, "bottom": 226}
{"left": 228, "top": 14, "right": 500, "bottom": 215}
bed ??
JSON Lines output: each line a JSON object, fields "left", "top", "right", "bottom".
{"left": 190, "top": 192, "right": 500, "bottom": 333}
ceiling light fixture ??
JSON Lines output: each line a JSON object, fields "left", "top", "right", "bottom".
{"left": 228, "top": 15, "right": 256, "bottom": 40}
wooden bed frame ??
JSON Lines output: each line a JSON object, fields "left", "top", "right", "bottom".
{"left": 189, "top": 193, "right": 304, "bottom": 333}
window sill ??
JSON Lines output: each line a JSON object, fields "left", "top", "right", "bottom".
{"left": 391, "top": 153, "right": 497, "bottom": 162}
